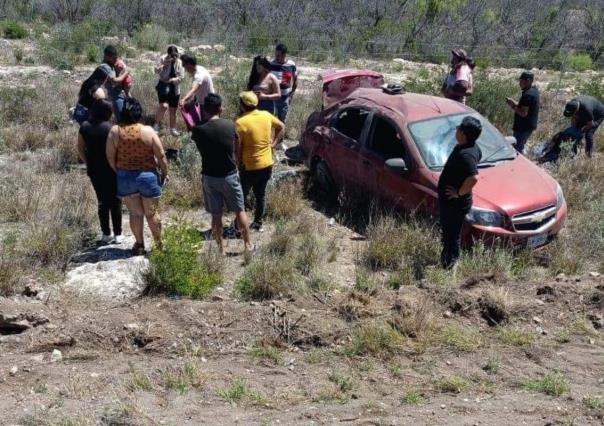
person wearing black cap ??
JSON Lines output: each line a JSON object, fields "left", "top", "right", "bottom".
{"left": 506, "top": 71, "right": 539, "bottom": 154}
{"left": 438, "top": 116, "right": 483, "bottom": 268}
{"left": 563, "top": 95, "right": 604, "bottom": 157}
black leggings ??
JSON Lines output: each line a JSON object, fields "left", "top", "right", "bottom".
{"left": 240, "top": 166, "right": 272, "bottom": 225}
{"left": 89, "top": 173, "right": 122, "bottom": 236}
{"left": 439, "top": 200, "right": 469, "bottom": 269}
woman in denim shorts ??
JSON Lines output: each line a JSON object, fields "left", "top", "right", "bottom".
{"left": 106, "top": 98, "right": 169, "bottom": 255}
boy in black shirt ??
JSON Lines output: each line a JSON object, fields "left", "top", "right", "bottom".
{"left": 506, "top": 71, "right": 539, "bottom": 154}
{"left": 563, "top": 95, "right": 604, "bottom": 157}
{"left": 192, "top": 94, "right": 253, "bottom": 254}
{"left": 438, "top": 116, "right": 483, "bottom": 268}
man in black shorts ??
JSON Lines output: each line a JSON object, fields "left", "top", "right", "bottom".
{"left": 192, "top": 94, "right": 253, "bottom": 254}
{"left": 438, "top": 116, "right": 483, "bottom": 268}
{"left": 563, "top": 95, "right": 604, "bottom": 157}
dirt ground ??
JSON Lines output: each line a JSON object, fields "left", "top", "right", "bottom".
{"left": 1, "top": 207, "right": 603, "bottom": 425}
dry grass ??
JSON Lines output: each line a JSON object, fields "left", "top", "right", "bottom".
{"left": 267, "top": 179, "right": 308, "bottom": 221}
{"left": 363, "top": 216, "right": 439, "bottom": 275}
{"left": 479, "top": 287, "right": 515, "bottom": 326}
{"left": 345, "top": 320, "right": 406, "bottom": 357}
{"left": 390, "top": 294, "right": 439, "bottom": 340}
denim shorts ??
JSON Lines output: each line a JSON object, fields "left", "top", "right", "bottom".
{"left": 117, "top": 169, "right": 162, "bottom": 198}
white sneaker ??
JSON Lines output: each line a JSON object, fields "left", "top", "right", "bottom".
{"left": 113, "top": 234, "right": 124, "bottom": 244}
{"left": 153, "top": 124, "right": 161, "bottom": 133}
{"left": 100, "top": 234, "right": 113, "bottom": 244}
{"left": 280, "top": 142, "right": 288, "bottom": 151}
{"left": 170, "top": 128, "right": 181, "bottom": 137}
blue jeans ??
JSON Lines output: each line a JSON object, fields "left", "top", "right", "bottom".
{"left": 275, "top": 96, "right": 290, "bottom": 123}
{"left": 113, "top": 95, "right": 126, "bottom": 123}
{"left": 258, "top": 100, "right": 276, "bottom": 116}
{"left": 117, "top": 170, "right": 162, "bottom": 198}
{"left": 513, "top": 129, "right": 533, "bottom": 154}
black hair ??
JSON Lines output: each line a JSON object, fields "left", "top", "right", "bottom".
{"left": 204, "top": 93, "right": 222, "bottom": 115}
{"left": 181, "top": 54, "right": 197, "bottom": 67}
{"left": 167, "top": 45, "right": 179, "bottom": 56}
{"left": 247, "top": 55, "right": 271, "bottom": 90}
{"left": 141, "top": 114, "right": 156, "bottom": 126}
{"left": 458, "top": 116, "right": 482, "bottom": 143}
{"left": 119, "top": 97, "right": 143, "bottom": 125}
{"left": 104, "top": 45, "right": 118, "bottom": 57}
{"left": 89, "top": 99, "right": 113, "bottom": 124}
{"left": 275, "top": 43, "right": 288, "bottom": 54}
{"left": 79, "top": 66, "right": 109, "bottom": 101}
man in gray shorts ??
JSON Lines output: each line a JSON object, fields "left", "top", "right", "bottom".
{"left": 192, "top": 94, "right": 253, "bottom": 254}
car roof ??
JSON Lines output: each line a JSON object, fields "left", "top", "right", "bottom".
{"left": 348, "top": 87, "right": 472, "bottom": 122}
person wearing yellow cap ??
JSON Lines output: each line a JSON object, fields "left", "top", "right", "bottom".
{"left": 235, "top": 91, "right": 285, "bottom": 231}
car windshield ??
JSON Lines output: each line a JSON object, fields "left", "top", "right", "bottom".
{"left": 408, "top": 113, "right": 516, "bottom": 170}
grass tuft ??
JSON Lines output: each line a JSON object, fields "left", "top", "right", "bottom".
{"left": 523, "top": 372, "right": 571, "bottom": 397}
{"left": 346, "top": 321, "right": 405, "bottom": 357}
{"left": 434, "top": 375, "right": 469, "bottom": 394}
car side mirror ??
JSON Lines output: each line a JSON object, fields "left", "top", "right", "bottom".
{"left": 385, "top": 158, "right": 408, "bottom": 173}
{"left": 505, "top": 136, "right": 517, "bottom": 147}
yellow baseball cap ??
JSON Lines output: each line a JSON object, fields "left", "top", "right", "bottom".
{"left": 239, "top": 91, "right": 258, "bottom": 107}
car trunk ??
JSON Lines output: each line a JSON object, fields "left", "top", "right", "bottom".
{"left": 320, "top": 69, "right": 384, "bottom": 109}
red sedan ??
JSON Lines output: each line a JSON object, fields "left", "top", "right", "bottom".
{"left": 301, "top": 70, "right": 567, "bottom": 248}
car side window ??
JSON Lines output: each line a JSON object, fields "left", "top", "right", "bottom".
{"left": 367, "top": 116, "right": 406, "bottom": 160}
{"left": 332, "top": 108, "right": 369, "bottom": 142}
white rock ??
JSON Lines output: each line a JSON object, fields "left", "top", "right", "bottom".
{"left": 50, "top": 349, "right": 62, "bottom": 363}
{"left": 589, "top": 271, "right": 601, "bottom": 278}
{"left": 213, "top": 44, "right": 226, "bottom": 52}
{"left": 124, "top": 323, "right": 140, "bottom": 331}
{"left": 9, "top": 366, "right": 18, "bottom": 376}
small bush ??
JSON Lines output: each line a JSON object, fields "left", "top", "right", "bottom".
{"left": 2, "top": 21, "right": 27, "bottom": 39}
{"left": 523, "top": 372, "right": 570, "bottom": 397}
{"left": 363, "top": 216, "right": 439, "bottom": 276}
{"left": 267, "top": 180, "right": 307, "bottom": 220}
{"left": 161, "top": 359, "right": 203, "bottom": 394}
{"left": 568, "top": 53, "right": 593, "bottom": 72}
{"left": 217, "top": 379, "right": 269, "bottom": 406}
{"left": 346, "top": 321, "right": 405, "bottom": 357}
{"left": 248, "top": 340, "right": 283, "bottom": 364}
{"left": 0, "top": 233, "right": 24, "bottom": 296}
{"left": 467, "top": 72, "right": 517, "bottom": 131}
{"left": 434, "top": 375, "right": 469, "bottom": 394}
{"left": 401, "top": 389, "right": 423, "bottom": 404}
{"left": 583, "top": 396, "right": 604, "bottom": 410}
{"left": 354, "top": 268, "right": 379, "bottom": 293}
{"left": 132, "top": 23, "right": 173, "bottom": 51}
{"left": 235, "top": 255, "right": 300, "bottom": 301}
{"left": 456, "top": 242, "right": 517, "bottom": 281}
{"left": 144, "top": 225, "right": 223, "bottom": 299}
{"left": 496, "top": 326, "right": 534, "bottom": 346}
{"left": 438, "top": 325, "right": 485, "bottom": 352}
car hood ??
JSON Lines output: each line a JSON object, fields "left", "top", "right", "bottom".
{"left": 432, "top": 156, "right": 559, "bottom": 216}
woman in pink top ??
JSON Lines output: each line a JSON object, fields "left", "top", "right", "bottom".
{"left": 442, "top": 49, "right": 475, "bottom": 104}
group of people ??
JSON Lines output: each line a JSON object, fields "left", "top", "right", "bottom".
{"left": 75, "top": 43, "right": 297, "bottom": 255}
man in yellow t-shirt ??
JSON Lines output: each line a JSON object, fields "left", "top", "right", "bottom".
{"left": 235, "top": 91, "right": 285, "bottom": 231}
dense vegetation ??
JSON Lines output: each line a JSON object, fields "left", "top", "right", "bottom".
{"left": 2, "top": 0, "right": 604, "bottom": 69}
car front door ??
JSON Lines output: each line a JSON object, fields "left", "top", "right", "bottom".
{"left": 362, "top": 115, "right": 427, "bottom": 211}
{"left": 325, "top": 107, "right": 372, "bottom": 191}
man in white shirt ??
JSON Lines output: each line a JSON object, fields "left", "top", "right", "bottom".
{"left": 179, "top": 54, "right": 215, "bottom": 127}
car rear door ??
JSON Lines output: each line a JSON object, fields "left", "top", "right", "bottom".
{"left": 362, "top": 114, "right": 428, "bottom": 211}
{"left": 325, "top": 107, "right": 372, "bottom": 191}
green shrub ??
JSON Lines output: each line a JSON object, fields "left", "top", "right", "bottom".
{"left": 577, "top": 76, "right": 604, "bottom": 105}
{"left": 568, "top": 53, "right": 593, "bottom": 72}
{"left": 523, "top": 372, "right": 570, "bottom": 397}
{"left": 132, "top": 23, "right": 172, "bottom": 51}
{"left": 467, "top": 72, "right": 517, "bottom": 131}
{"left": 235, "top": 255, "right": 300, "bottom": 301}
{"left": 2, "top": 21, "right": 27, "bottom": 39}
{"left": 346, "top": 321, "right": 405, "bottom": 357}
{"left": 144, "top": 225, "right": 223, "bottom": 299}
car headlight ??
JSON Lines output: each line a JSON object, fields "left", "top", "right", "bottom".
{"left": 465, "top": 207, "right": 504, "bottom": 227}
{"left": 555, "top": 184, "right": 565, "bottom": 210}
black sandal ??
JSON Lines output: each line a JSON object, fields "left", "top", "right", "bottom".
{"left": 131, "top": 242, "right": 146, "bottom": 256}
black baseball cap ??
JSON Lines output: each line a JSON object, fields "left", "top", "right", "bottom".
{"left": 457, "top": 116, "right": 482, "bottom": 143}
{"left": 563, "top": 99, "right": 579, "bottom": 117}
{"left": 519, "top": 70, "right": 534, "bottom": 80}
